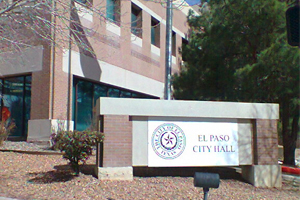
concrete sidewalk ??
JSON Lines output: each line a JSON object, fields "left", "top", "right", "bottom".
{"left": 282, "top": 173, "right": 300, "bottom": 185}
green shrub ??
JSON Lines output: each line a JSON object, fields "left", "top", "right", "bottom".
{"left": 53, "top": 130, "right": 104, "bottom": 175}
{"left": 0, "top": 121, "right": 16, "bottom": 146}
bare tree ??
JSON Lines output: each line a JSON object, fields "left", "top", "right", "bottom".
{"left": 0, "top": 0, "right": 194, "bottom": 54}
{"left": 0, "top": 0, "right": 108, "bottom": 54}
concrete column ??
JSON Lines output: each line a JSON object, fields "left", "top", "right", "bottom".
{"left": 242, "top": 165, "right": 282, "bottom": 188}
{"left": 142, "top": 11, "right": 151, "bottom": 54}
{"left": 27, "top": 119, "right": 74, "bottom": 142}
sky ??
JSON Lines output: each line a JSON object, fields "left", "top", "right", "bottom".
{"left": 186, "top": 0, "right": 201, "bottom": 6}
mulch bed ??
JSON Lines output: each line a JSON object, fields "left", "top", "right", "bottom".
{"left": 0, "top": 142, "right": 299, "bottom": 199}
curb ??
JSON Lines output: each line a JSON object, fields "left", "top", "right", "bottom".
{"left": 0, "top": 149, "right": 63, "bottom": 155}
{"left": 0, "top": 149, "right": 96, "bottom": 156}
{"left": 282, "top": 165, "right": 300, "bottom": 175}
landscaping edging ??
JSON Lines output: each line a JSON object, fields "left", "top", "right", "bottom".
{"left": 282, "top": 165, "right": 300, "bottom": 175}
{"left": 0, "top": 149, "right": 63, "bottom": 155}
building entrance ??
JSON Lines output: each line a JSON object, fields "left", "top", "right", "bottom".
{"left": 1, "top": 76, "right": 31, "bottom": 139}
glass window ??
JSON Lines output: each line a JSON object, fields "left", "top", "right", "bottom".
{"left": 75, "top": 80, "right": 93, "bottom": 131}
{"left": 73, "top": 78, "right": 158, "bottom": 131}
{"left": 131, "top": 3, "right": 142, "bottom": 38}
{"left": 3, "top": 77, "right": 25, "bottom": 137}
{"left": 132, "top": 93, "right": 149, "bottom": 98}
{"left": 0, "top": 76, "right": 31, "bottom": 139}
{"left": 151, "top": 17, "right": 160, "bottom": 47}
{"left": 24, "top": 76, "right": 31, "bottom": 137}
{"left": 106, "top": 0, "right": 120, "bottom": 25}
{"left": 120, "top": 91, "right": 132, "bottom": 98}
{"left": 75, "top": 0, "right": 93, "bottom": 7}
{"left": 94, "top": 84, "right": 108, "bottom": 105}
{"left": 108, "top": 88, "right": 120, "bottom": 97}
{"left": 172, "top": 31, "right": 176, "bottom": 56}
{"left": 181, "top": 37, "right": 188, "bottom": 62}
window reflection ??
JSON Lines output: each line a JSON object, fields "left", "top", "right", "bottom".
{"left": 108, "top": 88, "right": 120, "bottom": 97}
{"left": 73, "top": 78, "right": 157, "bottom": 131}
{"left": 94, "top": 84, "right": 108, "bottom": 105}
{"left": 75, "top": 80, "right": 93, "bottom": 131}
{"left": 120, "top": 91, "right": 132, "bottom": 98}
{"left": 0, "top": 76, "right": 31, "bottom": 139}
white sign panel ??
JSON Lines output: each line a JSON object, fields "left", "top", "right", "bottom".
{"left": 148, "top": 120, "right": 239, "bottom": 167}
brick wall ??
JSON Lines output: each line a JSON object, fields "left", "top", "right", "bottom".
{"left": 52, "top": 48, "right": 71, "bottom": 120}
{"left": 254, "top": 119, "right": 278, "bottom": 165}
{"left": 103, "top": 115, "right": 132, "bottom": 167}
{"left": 30, "top": 43, "right": 51, "bottom": 119}
{"left": 31, "top": 45, "right": 71, "bottom": 120}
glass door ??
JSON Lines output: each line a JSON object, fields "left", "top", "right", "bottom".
{"left": 1, "top": 76, "right": 31, "bottom": 139}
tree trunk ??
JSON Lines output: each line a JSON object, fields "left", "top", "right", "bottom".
{"left": 283, "top": 135, "right": 296, "bottom": 165}
{"left": 282, "top": 99, "right": 298, "bottom": 166}
{"left": 71, "top": 157, "right": 80, "bottom": 175}
{"left": 74, "top": 158, "right": 80, "bottom": 176}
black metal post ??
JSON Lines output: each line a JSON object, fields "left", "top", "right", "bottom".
{"left": 203, "top": 188, "right": 209, "bottom": 200}
{"left": 96, "top": 142, "right": 103, "bottom": 167}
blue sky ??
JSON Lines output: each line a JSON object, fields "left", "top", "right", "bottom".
{"left": 186, "top": 0, "right": 201, "bottom": 6}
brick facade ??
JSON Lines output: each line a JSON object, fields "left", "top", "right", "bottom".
{"left": 253, "top": 119, "right": 278, "bottom": 165}
{"left": 103, "top": 115, "right": 133, "bottom": 167}
{"left": 0, "top": 1, "right": 203, "bottom": 145}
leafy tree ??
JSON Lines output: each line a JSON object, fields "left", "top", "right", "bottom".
{"left": 173, "top": 0, "right": 299, "bottom": 165}
{"left": 238, "top": 34, "right": 299, "bottom": 165}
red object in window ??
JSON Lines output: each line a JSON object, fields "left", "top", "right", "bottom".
{"left": 2, "top": 106, "right": 11, "bottom": 122}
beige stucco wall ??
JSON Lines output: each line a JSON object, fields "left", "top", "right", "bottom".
{"left": 0, "top": 46, "right": 43, "bottom": 76}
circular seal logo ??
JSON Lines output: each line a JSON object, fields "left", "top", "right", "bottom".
{"left": 151, "top": 123, "right": 186, "bottom": 159}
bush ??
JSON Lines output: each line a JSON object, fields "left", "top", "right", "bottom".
{"left": 53, "top": 130, "right": 104, "bottom": 175}
{"left": 0, "top": 121, "right": 16, "bottom": 146}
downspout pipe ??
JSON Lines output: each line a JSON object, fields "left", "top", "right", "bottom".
{"left": 67, "top": 0, "right": 73, "bottom": 130}
{"left": 50, "top": 0, "right": 56, "bottom": 119}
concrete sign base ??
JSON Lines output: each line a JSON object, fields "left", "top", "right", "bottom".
{"left": 96, "top": 167, "right": 133, "bottom": 181}
{"left": 95, "top": 97, "right": 281, "bottom": 188}
{"left": 242, "top": 165, "right": 282, "bottom": 188}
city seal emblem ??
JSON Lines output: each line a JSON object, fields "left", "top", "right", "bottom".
{"left": 151, "top": 123, "right": 186, "bottom": 159}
